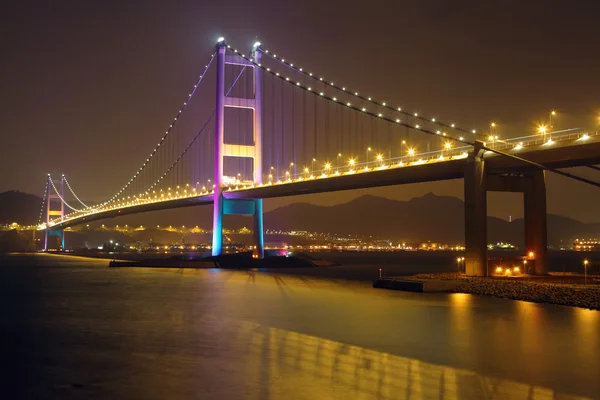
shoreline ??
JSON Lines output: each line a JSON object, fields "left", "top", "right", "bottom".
{"left": 24, "top": 252, "right": 600, "bottom": 310}
{"left": 402, "top": 273, "right": 600, "bottom": 310}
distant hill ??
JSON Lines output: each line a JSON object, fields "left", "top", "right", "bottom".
{"left": 263, "top": 194, "right": 600, "bottom": 246}
{"left": 2, "top": 190, "right": 598, "bottom": 246}
{"left": 0, "top": 191, "right": 43, "bottom": 225}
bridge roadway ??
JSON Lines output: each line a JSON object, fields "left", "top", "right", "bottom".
{"left": 52, "top": 136, "right": 600, "bottom": 230}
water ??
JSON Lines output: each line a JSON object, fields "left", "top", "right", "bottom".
{"left": 1, "top": 253, "right": 599, "bottom": 399}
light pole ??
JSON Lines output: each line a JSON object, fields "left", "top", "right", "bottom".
{"left": 348, "top": 158, "right": 356, "bottom": 171}
{"left": 408, "top": 148, "right": 415, "bottom": 162}
{"left": 584, "top": 259, "right": 589, "bottom": 284}
{"left": 549, "top": 110, "right": 556, "bottom": 132}
{"left": 538, "top": 125, "right": 547, "bottom": 142}
{"left": 336, "top": 153, "right": 342, "bottom": 170}
{"left": 400, "top": 140, "right": 406, "bottom": 162}
{"left": 366, "top": 147, "right": 371, "bottom": 168}
{"left": 376, "top": 153, "right": 383, "bottom": 167}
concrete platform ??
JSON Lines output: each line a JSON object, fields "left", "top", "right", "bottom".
{"left": 373, "top": 278, "right": 461, "bottom": 293}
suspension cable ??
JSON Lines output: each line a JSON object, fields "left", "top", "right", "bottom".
{"left": 257, "top": 47, "right": 478, "bottom": 138}
{"left": 63, "top": 176, "right": 89, "bottom": 208}
{"left": 106, "top": 51, "right": 217, "bottom": 205}
{"left": 37, "top": 179, "right": 49, "bottom": 226}
{"left": 227, "top": 45, "right": 600, "bottom": 189}
{"left": 141, "top": 64, "right": 249, "bottom": 197}
{"left": 49, "top": 178, "right": 83, "bottom": 212}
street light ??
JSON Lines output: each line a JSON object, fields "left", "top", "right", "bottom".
{"left": 400, "top": 140, "right": 406, "bottom": 160}
{"left": 336, "top": 153, "right": 342, "bottom": 169}
{"left": 348, "top": 158, "right": 356, "bottom": 170}
{"left": 324, "top": 162, "right": 331, "bottom": 172}
{"left": 490, "top": 122, "right": 496, "bottom": 141}
{"left": 366, "top": 147, "right": 372, "bottom": 167}
{"left": 408, "top": 148, "right": 415, "bottom": 161}
{"left": 376, "top": 153, "right": 383, "bottom": 166}
{"left": 538, "top": 125, "right": 547, "bottom": 141}
{"left": 584, "top": 259, "right": 589, "bottom": 284}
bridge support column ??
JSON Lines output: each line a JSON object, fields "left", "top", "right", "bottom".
{"left": 253, "top": 199, "right": 264, "bottom": 258}
{"left": 524, "top": 170, "right": 548, "bottom": 274}
{"left": 464, "top": 142, "right": 488, "bottom": 276}
{"left": 211, "top": 42, "right": 226, "bottom": 256}
{"left": 44, "top": 175, "right": 66, "bottom": 251}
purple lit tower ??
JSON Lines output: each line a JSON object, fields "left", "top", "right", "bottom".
{"left": 211, "top": 39, "right": 264, "bottom": 258}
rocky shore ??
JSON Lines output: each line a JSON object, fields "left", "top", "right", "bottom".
{"left": 411, "top": 273, "right": 600, "bottom": 310}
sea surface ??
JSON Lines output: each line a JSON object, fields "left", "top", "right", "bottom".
{"left": 1, "top": 253, "right": 599, "bottom": 399}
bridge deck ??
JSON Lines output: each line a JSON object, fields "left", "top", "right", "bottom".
{"left": 50, "top": 136, "right": 600, "bottom": 229}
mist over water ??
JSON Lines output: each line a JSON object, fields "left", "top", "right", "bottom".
{"left": 1, "top": 253, "right": 599, "bottom": 399}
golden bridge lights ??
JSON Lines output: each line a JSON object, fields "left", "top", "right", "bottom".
{"left": 538, "top": 124, "right": 547, "bottom": 141}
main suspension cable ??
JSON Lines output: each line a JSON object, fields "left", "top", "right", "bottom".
{"left": 228, "top": 44, "right": 600, "bottom": 189}
{"left": 258, "top": 46, "right": 479, "bottom": 138}
{"left": 105, "top": 51, "right": 217, "bottom": 205}
{"left": 63, "top": 176, "right": 89, "bottom": 208}
{"left": 49, "top": 178, "right": 83, "bottom": 212}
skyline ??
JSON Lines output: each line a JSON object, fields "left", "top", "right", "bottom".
{"left": 2, "top": 0, "right": 599, "bottom": 222}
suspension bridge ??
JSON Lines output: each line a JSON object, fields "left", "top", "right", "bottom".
{"left": 39, "top": 38, "right": 600, "bottom": 276}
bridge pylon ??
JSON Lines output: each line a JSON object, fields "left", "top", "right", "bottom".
{"left": 44, "top": 174, "right": 65, "bottom": 251}
{"left": 464, "top": 141, "right": 548, "bottom": 276}
{"left": 212, "top": 40, "right": 264, "bottom": 258}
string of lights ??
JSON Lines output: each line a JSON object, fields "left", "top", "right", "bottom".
{"left": 228, "top": 43, "right": 600, "bottom": 187}
{"left": 37, "top": 178, "right": 49, "bottom": 226}
{"left": 145, "top": 113, "right": 215, "bottom": 194}
{"left": 226, "top": 44, "right": 471, "bottom": 146}
{"left": 257, "top": 46, "right": 479, "bottom": 137}
{"left": 104, "top": 51, "right": 217, "bottom": 206}
{"left": 63, "top": 175, "right": 89, "bottom": 208}
{"left": 133, "top": 64, "right": 249, "bottom": 201}
{"left": 49, "top": 177, "right": 83, "bottom": 212}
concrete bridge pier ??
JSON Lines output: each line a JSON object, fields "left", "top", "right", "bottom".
{"left": 464, "top": 142, "right": 488, "bottom": 276}
{"left": 524, "top": 170, "right": 548, "bottom": 275}
{"left": 463, "top": 141, "right": 548, "bottom": 276}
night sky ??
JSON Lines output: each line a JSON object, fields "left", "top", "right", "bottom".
{"left": 2, "top": 0, "right": 599, "bottom": 222}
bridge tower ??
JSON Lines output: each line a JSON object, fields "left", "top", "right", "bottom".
{"left": 44, "top": 174, "right": 65, "bottom": 251}
{"left": 212, "top": 40, "right": 264, "bottom": 258}
{"left": 464, "top": 142, "right": 548, "bottom": 276}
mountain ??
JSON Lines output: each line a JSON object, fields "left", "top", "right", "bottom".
{"left": 1, "top": 190, "right": 598, "bottom": 246}
{"left": 0, "top": 191, "right": 43, "bottom": 225}
{"left": 263, "top": 193, "right": 506, "bottom": 244}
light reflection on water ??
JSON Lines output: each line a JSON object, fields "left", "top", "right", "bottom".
{"left": 232, "top": 320, "right": 589, "bottom": 400}
{"left": 0, "top": 254, "right": 598, "bottom": 399}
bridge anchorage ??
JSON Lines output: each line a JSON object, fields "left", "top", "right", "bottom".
{"left": 40, "top": 37, "right": 600, "bottom": 276}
